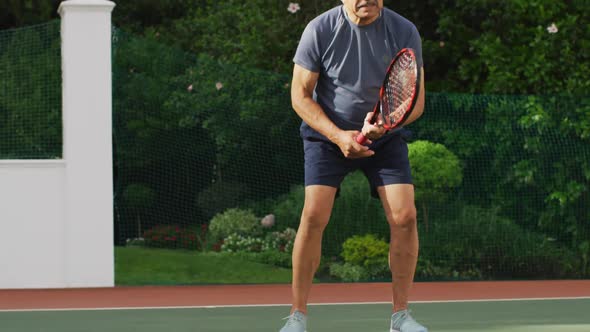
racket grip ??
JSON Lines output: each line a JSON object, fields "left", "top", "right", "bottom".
{"left": 356, "top": 133, "right": 368, "bottom": 145}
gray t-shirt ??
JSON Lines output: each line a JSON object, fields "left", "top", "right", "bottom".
{"left": 293, "top": 5, "right": 423, "bottom": 140}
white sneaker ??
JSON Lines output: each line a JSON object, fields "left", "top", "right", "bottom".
{"left": 390, "top": 309, "right": 428, "bottom": 332}
{"left": 279, "top": 310, "right": 307, "bottom": 332}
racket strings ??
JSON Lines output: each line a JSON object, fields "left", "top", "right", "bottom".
{"left": 382, "top": 53, "right": 417, "bottom": 126}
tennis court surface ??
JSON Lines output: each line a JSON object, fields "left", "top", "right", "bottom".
{"left": 1, "top": 280, "right": 589, "bottom": 331}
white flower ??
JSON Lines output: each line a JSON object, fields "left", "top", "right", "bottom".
{"left": 187, "top": 84, "right": 193, "bottom": 92}
{"left": 546, "top": 23, "right": 558, "bottom": 34}
{"left": 215, "top": 82, "right": 223, "bottom": 90}
{"left": 261, "top": 214, "right": 275, "bottom": 228}
{"left": 287, "top": 2, "right": 300, "bottom": 14}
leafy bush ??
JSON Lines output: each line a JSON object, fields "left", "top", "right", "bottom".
{"left": 408, "top": 140, "right": 462, "bottom": 230}
{"left": 143, "top": 224, "right": 205, "bottom": 250}
{"left": 268, "top": 185, "right": 305, "bottom": 230}
{"left": 208, "top": 208, "right": 262, "bottom": 242}
{"left": 221, "top": 233, "right": 267, "bottom": 253}
{"left": 266, "top": 171, "right": 391, "bottom": 258}
{"left": 419, "top": 205, "right": 578, "bottom": 279}
{"left": 329, "top": 263, "right": 369, "bottom": 282}
{"left": 221, "top": 227, "right": 296, "bottom": 254}
{"left": 266, "top": 228, "right": 297, "bottom": 253}
{"left": 408, "top": 140, "right": 462, "bottom": 203}
{"left": 340, "top": 234, "right": 390, "bottom": 280}
{"left": 328, "top": 172, "right": 390, "bottom": 257}
{"left": 414, "top": 256, "right": 454, "bottom": 281}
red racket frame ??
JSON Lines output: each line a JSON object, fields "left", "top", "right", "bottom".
{"left": 356, "top": 48, "right": 421, "bottom": 144}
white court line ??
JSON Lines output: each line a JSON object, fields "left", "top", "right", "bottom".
{"left": 1, "top": 296, "right": 589, "bottom": 313}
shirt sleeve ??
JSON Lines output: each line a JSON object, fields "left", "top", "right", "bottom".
{"left": 293, "top": 21, "right": 322, "bottom": 73}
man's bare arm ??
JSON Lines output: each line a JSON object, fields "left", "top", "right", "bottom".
{"left": 290, "top": 64, "right": 342, "bottom": 142}
{"left": 291, "top": 64, "right": 373, "bottom": 158}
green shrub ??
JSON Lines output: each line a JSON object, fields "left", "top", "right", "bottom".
{"left": 408, "top": 140, "right": 462, "bottom": 230}
{"left": 208, "top": 208, "right": 262, "bottom": 242}
{"left": 221, "top": 227, "right": 296, "bottom": 254}
{"left": 221, "top": 233, "right": 266, "bottom": 253}
{"left": 415, "top": 256, "right": 452, "bottom": 280}
{"left": 329, "top": 263, "right": 369, "bottom": 282}
{"left": 267, "top": 171, "right": 391, "bottom": 258}
{"left": 419, "top": 205, "right": 578, "bottom": 279}
{"left": 143, "top": 224, "right": 203, "bottom": 250}
{"left": 265, "top": 228, "right": 297, "bottom": 253}
{"left": 328, "top": 172, "right": 390, "bottom": 257}
{"left": 408, "top": 140, "right": 462, "bottom": 203}
{"left": 341, "top": 234, "right": 390, "bottom": 280}
{"left": 266, "top": 185, "right": 304, "bottom": 231}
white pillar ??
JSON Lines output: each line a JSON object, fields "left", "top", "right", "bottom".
{"left": 58, "top": 0, "right": 116, "bottom": 287}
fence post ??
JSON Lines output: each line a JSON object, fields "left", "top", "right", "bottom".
{"left": 58, "top": 0, "right": 116, "bottom": 287}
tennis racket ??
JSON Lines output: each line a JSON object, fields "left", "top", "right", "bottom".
{"left": 356, "top": 48, "right": 421, "bottom": 144}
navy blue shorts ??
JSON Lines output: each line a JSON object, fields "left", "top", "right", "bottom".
{"left": 303, "top": 133, "right": 412, "bottom": 198}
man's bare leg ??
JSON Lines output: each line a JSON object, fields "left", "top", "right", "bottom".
{"left": 378, "top": 184, "right": 419, "bottom": 312}
{"left": 291, "top": 185, "right": 337, "bottom": 314}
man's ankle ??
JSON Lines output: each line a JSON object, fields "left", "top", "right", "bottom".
{"left": 291, "top": 308, "right": 307, "bottom": 315}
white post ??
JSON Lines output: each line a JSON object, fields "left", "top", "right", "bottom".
{"left": 58, "top": 0, "right": 116, "bottom": 287}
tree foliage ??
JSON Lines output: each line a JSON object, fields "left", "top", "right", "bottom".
{"left": 432, "top": 0, "right": 590, "bottom": 94}
{"left": 3, "top": 1, "right": 589, "bottom": 278}
{"left": 0, "top": 0, "right": 60, "bottom": 30}
{"left": 0, "top": 21, "right": 61, "bottom": 158}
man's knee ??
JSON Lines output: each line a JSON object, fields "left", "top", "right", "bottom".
{"left": 300, "top": 207, "right": 330, "bottom": 231}
{"left": 387, "top": 207, "right": 417, "bottom": 228}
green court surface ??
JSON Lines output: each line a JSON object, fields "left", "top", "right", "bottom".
{"left": 1, "top": 299, "right": 589, "bottom": 332}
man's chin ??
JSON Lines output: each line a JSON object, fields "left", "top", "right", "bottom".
{"left": 356, "top": 6, "right": 380, "bottom": 16}
{"left": 356, "top": 9, "right": 379, "bottom": 18}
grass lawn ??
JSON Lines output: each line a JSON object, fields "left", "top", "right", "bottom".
{"left": 115, "top": 247, "right": 292, "bottom": 285}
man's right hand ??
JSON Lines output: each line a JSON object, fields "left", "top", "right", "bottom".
{"left": 331, "top": 130, "right": 375, "bottom": 159}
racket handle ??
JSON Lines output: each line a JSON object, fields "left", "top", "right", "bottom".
{"left": 356, "top": 133, "right": 368, "bottom": 145}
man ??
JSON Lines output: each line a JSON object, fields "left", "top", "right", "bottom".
{"left": 279, "top": 0, "right": 427, "bottom": 331}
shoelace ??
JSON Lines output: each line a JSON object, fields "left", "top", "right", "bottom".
{"left": 283, "top": 312, "right": 305, "bottom": 327}
{"left": 392, "top": 310, "right": 416, "bottom": 328}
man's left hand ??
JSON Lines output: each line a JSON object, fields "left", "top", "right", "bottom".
{"left": 360, "top": 112, "right": 387, "bottom": 141}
